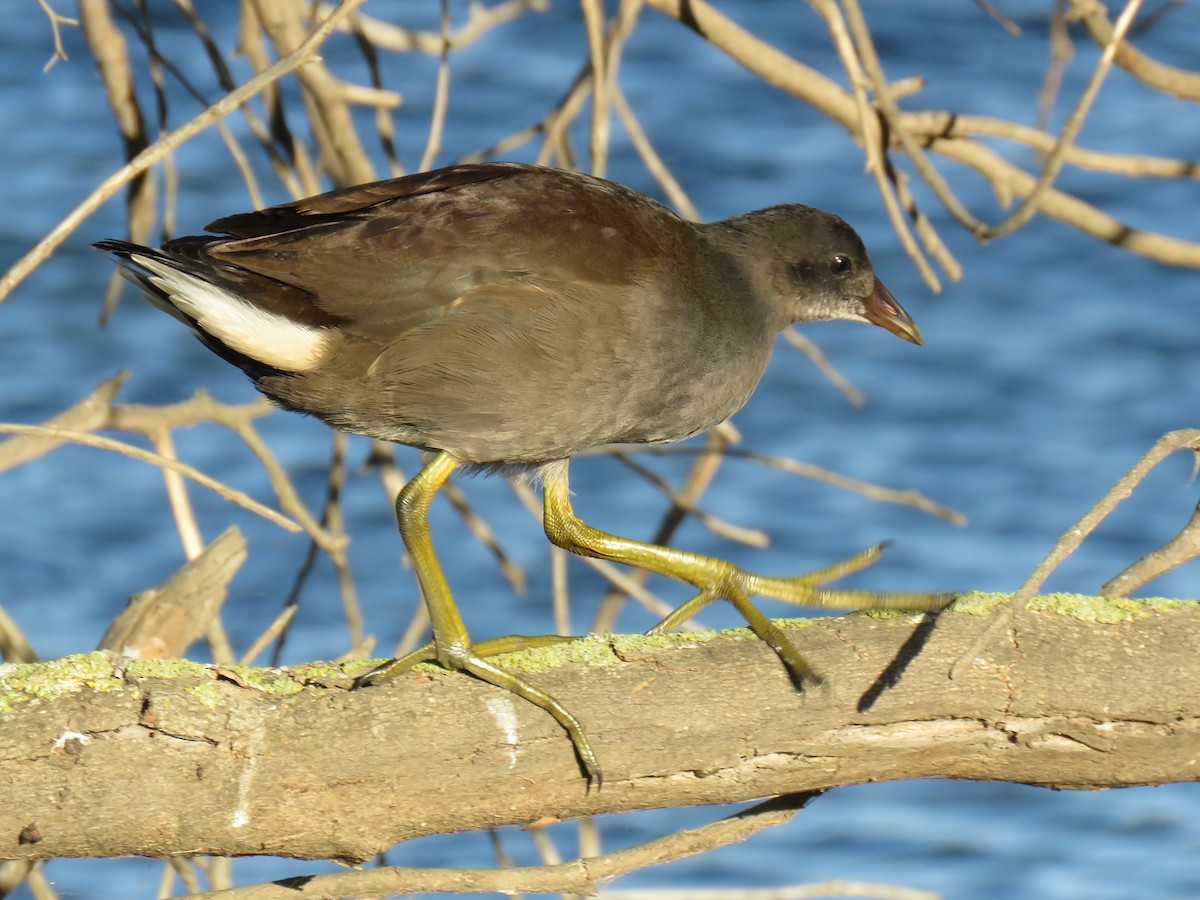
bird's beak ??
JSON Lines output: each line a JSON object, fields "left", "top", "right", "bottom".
{"left": 859, "top": 276, "right": 923, "bottom": 345}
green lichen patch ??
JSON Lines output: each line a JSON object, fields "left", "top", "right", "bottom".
{"left": 1030, "top": 592, "right": 1193, "bottom": 623}
{"left": 0, "top": 653, "right": 331, "bottom": 719}
{"left": 285, "top": 659, "right": 375, "bottom": 682}
{"left": 946, "top": 592, "right": 1009, "bottom": 616}
{"left": 211, "top": 663, "right": 307, "bottom": 696}
{"left": 399, "top": 629, "right": 729, "bottom": 674}
{"left": 124, "top": 657, "right": 308, "bottom": 696}
{"left": 123, "top": 657, "right": 211, "bottom": 679}
{"left": 943, "top": 591, "right": 1194, "bottom": 622}
{"left": 185, "top": 681, "right": 223, "bottom": 710}
{"left": 0, "top": 651, "right": 133, "bottom": 716}
{"left": 751, "top": 616, "right": 822, "bottom": 630}
{"left": 488, "top": 633, "right": 635, "bottom": 672}
{"left": 856, "top": 607, "right": 937, "bottom": 620}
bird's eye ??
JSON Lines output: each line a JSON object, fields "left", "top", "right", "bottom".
{"left": 830, "top": 255, "right": 852, "bottom": 276}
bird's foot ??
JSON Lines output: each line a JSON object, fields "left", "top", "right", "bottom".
{"left": 353, "top": 633, "right": 577, "bottom": 687}
{"left": 646, "top": 543, "right": 956, "bottom": 686}
{"left": 353, "top": 633, "right": 602, "bottom": 787}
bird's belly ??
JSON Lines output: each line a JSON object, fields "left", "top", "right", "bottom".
{"left": 258, "top": 314, "right": 773, "bottom": 466}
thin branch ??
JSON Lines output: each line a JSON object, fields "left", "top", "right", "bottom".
{"left": 612, "top": 453, "right": 769, "bottom": 547}
{"left": 612, "top": 84, "right": 699, "bottom": 220}
{"left": 509, "top": 479, "right": 687, "bottom": 623}
{"left": 813, "top": 0, "right": 944, "bottom": 291}
{"left": 1101, "top": 499, "right": 1200, "bottom": 598}
{"left": 600, "top": 883, "right": 940, "bottom": 900}
{"left": 0, "top": 424, "right": 299, "bottom": 532}
{"left": 418, "top": 0, "right": 452, "bottom": 172}
{"left": 930, "top": 135, "right": 1200, "bottom": 266}
{"left": 582, "top": 0, "right": 610, "bottom": 176}
{"left": 312, "top": 0, "right": 550, "bottom": 55}
{"left": 783, "top": 327, "right": 865, "bottom": 407}
{"left": 182, "top": 796, "right": 817, "bottom": 899}
{"left": 950, "top": 429, "right": 1200, "bottom": 680}
{"left": 0, "top": 0, "right": 369, "bottom": 305}
{"left": 901, "top": 111, "right": 1200, "bottom": 180}
{"left": 1070, "top": 0, "right": 1200, "bottom": 100}
{"left": 634, "top": 446, "right": 965, "bottom": 525}
{"left": 37, "top": 0, "right": 78, "bottom": 71}
{"left": 149, "top": 427, "right": 205, "bottom": 559}
{"left": 591, "top": 428, "right": 735, "bottom": 633}
{"left": 977, "top": 0, "right": 1144, "bottom": 239}
{"left": 646, "top": 0, "right": 1200, "bottom": 268}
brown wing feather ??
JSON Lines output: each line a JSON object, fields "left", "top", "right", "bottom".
{"left": 192, "top": 164, "right": 693, "bottom": 345}
{"left": 205, "top": 163, "right": 524, "bottom": 237}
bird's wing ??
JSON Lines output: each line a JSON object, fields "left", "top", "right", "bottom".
{"left": 204, "top": 164, "right": 522, "bottom": 237}
{"left": 178, "top": 164, "right": 689, "bottom": 344}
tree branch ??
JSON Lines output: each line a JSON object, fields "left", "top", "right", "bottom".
{"left": 645, "top": 0, "right": 1200, "bottom": 268}
{"left": 3, "top": 594, "right": 1197, "bottom": 862}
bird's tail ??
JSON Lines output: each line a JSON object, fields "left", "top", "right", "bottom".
{"left": 94, "top": 240, "right": 329, "bottom": 375}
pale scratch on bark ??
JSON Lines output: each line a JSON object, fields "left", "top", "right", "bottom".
{"left": 231, "top": 720, "right": 267, "bottom": 828}
{"left": 486, "top": 695, "right": 521, "bottom": 769}
{"left": 52, "top": 730, "right": 91, "bottom": 750}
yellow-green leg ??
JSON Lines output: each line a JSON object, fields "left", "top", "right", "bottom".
{"left": 542, "top": 464, "right": 952, "bottom": 685}
{"left": 354, "top": 451, "right": 601, "bottom": 786}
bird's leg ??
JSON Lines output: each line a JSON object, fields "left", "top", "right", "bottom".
{"left": 354, "top": 450, "right": 601, "bottom": 786}
{"left": 542, "top": 465, "right": 952, "bottom": 686}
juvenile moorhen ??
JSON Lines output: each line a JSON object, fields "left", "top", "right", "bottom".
{"left": 97, "top": 162, "right": 951, "bottom": 785}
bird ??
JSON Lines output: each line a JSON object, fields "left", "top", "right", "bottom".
{"left": 96, "top": 161, "right": 952, "bottom": 786}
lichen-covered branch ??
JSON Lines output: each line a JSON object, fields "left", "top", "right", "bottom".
{"left": 2, "top": 594, "right": 1197, "bottom": 862}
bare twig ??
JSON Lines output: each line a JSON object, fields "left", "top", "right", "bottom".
{"left": 977, "top": 0, "right": 1145, "bottom": 239}
{"left": 646, "top": 0, "right": 1200, "bottom": 268}
{"left": 612, "top": 453, "right": 769, "bottom": 547}
{"left": 974, "top": 0, "right": 1021, "bottom": 37}
{"left": 635, "top": 446, "right": 965, "bottom": 525}
{"left": 902, "top": 111, "right": 1199, "bottom": 180}
{"left": 0, "top": 424, "right": 299, "bottom": 532}
{"left": 582, "top": 0, "right": 610, "bottom": 176}
{"left": 1070, "top": 0, "right": 1200, "bottom": 100}
{"left": 418, "top": 0, "right": 452, "bottom": 172}
{"left": 783, "top": 327, "right": 865, "bottom": 407}
{"left": 811, "top": 0, "right": 944, "bottom": 291}
{"left": 591, "top": 428, "right": 735, "bottom": 633}
{"left": 0, "top": 604, "right": 38, "bottom": 665}
{"left": 313, "top": 0, "right": 550, "bottom": 55}
{"left": 248, "top": 0, "right": 376, "bottom": 187}
{"left": 612, "top": 84, "right": 699, "bottom": 220}
{"left": 37, "top": 0, "right": 78, "bottom": 71}
{"left": 0, "top": 0, "right": 369, "bottom": 306}
{"left": 950, "top": 429, "right": 1200, "bottom": 680}
{"left": 510, "top": 479, "right": 686, "bottom": 624}
{"left": 98, "top": 526, "right": 245, "bottom": 659}
{"left": 1101, "top": 498, "right": 1200, "bottom": 597}
{"left": 600, "top": 883, "right": 940, "bottom": 900}
{"left": 181, "top": 795, "right": 816, "bottom": 899}
{"left": 149, "top": 427, "right": 205, "bottom": 558}
{"left": 240, "top": 605, "right": 298, "bottom": 666}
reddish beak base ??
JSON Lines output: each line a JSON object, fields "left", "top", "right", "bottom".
{"left": 860, "top": 276, "right": 923, "bottom": 345}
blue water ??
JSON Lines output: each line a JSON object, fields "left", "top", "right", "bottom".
{"left": 3, "top": 2, "right": 1199, "bottom": 897}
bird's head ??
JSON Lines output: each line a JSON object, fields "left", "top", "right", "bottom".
{"left": 712, "top": 204, "right": 923, "bottom": 345}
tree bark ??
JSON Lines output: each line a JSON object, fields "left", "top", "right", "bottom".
{"left": 1, "top": 593, "right": 1197, "bottom": 862}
